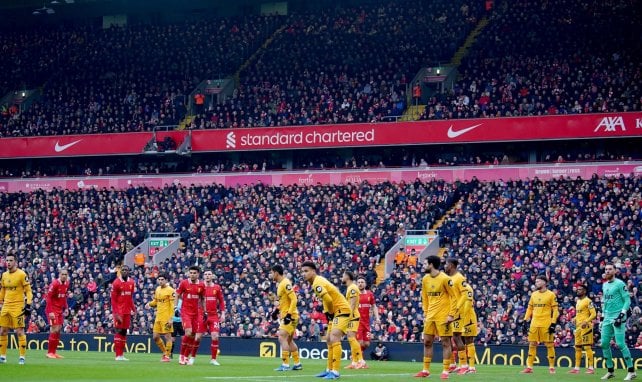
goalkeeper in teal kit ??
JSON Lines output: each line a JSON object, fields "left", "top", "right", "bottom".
{"left": 600, "top": 263, "right": 636, "bottom": 381}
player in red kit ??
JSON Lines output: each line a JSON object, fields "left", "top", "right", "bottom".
{"left": 203, "top": 270, "right": 226, "bottom": 366}
{"left": 357, "top": 276, "right": 380, "bottom": 368}
{"left": 45, "top": 269, "right": 70, "bottom": 359}
{"left": 110, "top": 265, "right": 136, "bottom": 361}
{"left": 175, "top": 266, "right": 205, "bottom": 366}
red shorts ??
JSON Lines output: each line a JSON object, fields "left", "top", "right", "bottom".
{"left": 182, "top": 313, "right": 205, "bottom": 334}
{"left": 356, "top": 322, "right": 371, "bottom": 342}
{"left": 113, "top": 313, "right": 131, "bottom": 330}
{"left": 204, "top": 316, "right": 220, "bottom": 334}
{"left": 46, "top": 309, "right": 64, "bottom": 326}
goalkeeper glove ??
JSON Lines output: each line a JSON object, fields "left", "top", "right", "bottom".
{"left": 174, "top": 308, "right": 181, "bottom": 318}
{"left": 548, "top": 323, "right": 556, "bottom": 334}
{"left": 22, "top": 304, "right": 32, "bottom": 317}
{"left": 283, "top": 313, "right": 293, "bottom": 325}
{"left": 325, "top": 312, "right": 334, "bottom": 322}
{"left": 270, "top": 308, "right": 280, "bottom": 321}
{"left": 614, "top": 312, "right": 626, "bottom": 327}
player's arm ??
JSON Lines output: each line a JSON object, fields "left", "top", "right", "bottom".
{"left": 285, "top": 286, "right": 297, "bottom": 316}
{"left": 110, "top": 280, "right": 119, "bottom": 308}
{"left": 550, "top": 294, "right": 560, "bottom": 323}
{"left": 147, "top": 290, "right": 158, "bottom": 309}
{"left": 421, "top": 278, "right": 428, "bottom": 316}
{"left": 0, "top": 275, "right": 4, "bottom": 308}
{"left": 587, "top": 300, "right": 597, "bottom": 323}
{"left": 524, "top": 295, "right": 533, "bottom": 321}
{"left": 619, "top": 281, "right": 632, "bottom": 313}
{"left": 444, "top": 278, "right": 457, "bottom": 318}
{"left": 23, "top": 274, "right": 33, "bottom": 305}
{"left": 174, "top": 282, "right": 183, "bottom": 310}
{"left": 371, "top": 295, "right": 380, "bottom": 321}
{"left": 347, "top": 290, "right": 358, "bottom": 318}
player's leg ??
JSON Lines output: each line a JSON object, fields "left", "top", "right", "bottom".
{"left": 345, "top": 319, "right": 361, "bottom": 369}
{"left": 416, "top": 322, "right": 436, "bottom": 378}
{"left": 613, "top": 322, "right": 636, "bottom": 379}
{"left": 441, "top": 335, "right": 453, "bottom": 379}
{"left": 153, "top": 330, "right": 167, "bottom": 357}
{"left": 47, "top": 310, "right": 62, "bottom": 358}
{"left": 449, "top": 316, "right": 465, "bottom": 372}
{"left": 162, "top": 332, "right": 173, "bottom": 361}
{"left": 179, "top": 315, "right": 195, "bottom": 365}
{"left": 522, "top": 325, "right": 539, "bottom": 372}
{"left": 0, "top": 316, "right": 8, "bottom": 362}
{"left": 276, "top": 327, "right": 291, "bottom": 370}
{"left": 327, "top": 323, "right": 347, "bottom": 379}
{"left": 315, "top": 320, "right": 333, "bottom": 377}
{"left": 288, "top": 332, "right": 302, "bottom": 370}
{"left": 171, "top": 321, "right": 184, "bottom": 359}
{"left": 600, "top": 321, "right": 616, "bottom": 379}
{"left": 189, "top": 332, "right": 203, "bottom": 363}
{"left": 463, "top": 336, "right": 477, "bottom": 374}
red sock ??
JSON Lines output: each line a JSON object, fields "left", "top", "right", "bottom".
{"left": 211, "top": 339, "right": 219, "bottom": 359}
{"left": 48, "top": 333, "right": 58, "bottom": 354}
{"left": 360, "top": 343, "right": 367, "bottom": 352}
{"left": 190, "top": 338, "right": 201, "bottom": 357}
{"left": 181, "top": 336, "right": 193, "bottom": 357}
{"left": 114, "top": 334, "right": 125, "bottom": 357}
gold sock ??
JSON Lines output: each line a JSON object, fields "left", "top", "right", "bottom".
{"left": 326, "top": 344, "right": 332, "bottom": 370}
{"left": 331, "top": 342, "right": 342, "bottom": 371}
{"left": 0, "top": 334, "right": 7, "bottom": 356}
{"left": 546, "top": 344, "right": 555, "bottom": 367}
{"left": 282, "top": 350, "right": 290, "bottom": 366}
{"left": 527, "top": 344, "right": 537, "bottom": 367}
{"left": 348, "top": 337, "right": 362, "bottom": 363}
{"left": 292, "top": 349, "right": 300, "bottom": 364}
{"left": 467, "top": 343, "right": 476, "bottom": 368}
{"left": 574, "top": 346, "right": 582, "bottom": 368}
{"left": 18, "top": 334, "right": 27, "bottom": 357}
{"left": 443, "top": 358, "right": 450, "bottom": 372}
{"left": 155, "top": 338, "right": 166, "bottom": 354}
{"left": 165, "top": 341, "right": 173, "bottom": 356}
{"left": 459, "top": 347, "right": 468, "bottom": 366}
{"left": 585, "top": 346, "right": 594, "bottom": 369}
{"left": 423, "top": 356, "right": 432, "bottom": 372}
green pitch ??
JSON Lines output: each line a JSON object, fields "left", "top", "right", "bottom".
{"left": 0, "top": 349, "right": 612, "bottom": 381}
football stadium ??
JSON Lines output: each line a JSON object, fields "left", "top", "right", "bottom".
{"left": 0, "top": 0, "right": 641, "bottom": 380}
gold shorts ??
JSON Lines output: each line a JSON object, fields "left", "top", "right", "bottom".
{"left": 278, "top": 316, "right": 299, "bottom": 336}
{"left": 423, "top": 319, "right": 452, "bottom": 337}
{"left": 528, "top": 326, "right": 553, "bottom": 343}
{"left": 0, "top": 308, "right": 25, "bottom": 329}
{"left": 574, "top": 325, "right": 594, "bottom": 346}
{"left": 347, "top": 318, "right": 360, "bottom": 333}
{"left": 153, "top": 320, "right": 173, "bottom": 334}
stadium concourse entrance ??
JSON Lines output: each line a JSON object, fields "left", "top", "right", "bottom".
{"left": 123, "top": 232, "right": 181, "bottom": 269}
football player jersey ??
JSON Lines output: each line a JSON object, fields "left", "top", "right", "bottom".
{"left": 0, "top": 269, "right": 33, "bottom": 310}
{"left": 345, "top": 283, "right": 361, "bottom": 320}
{"left": 311, "top": 276, "right": 350, "bottom": 315}
{"left": 151, "top": 285, "right": 175, "bottom": 321}
{"left": 46, "top": 278, "right": 69, "bottom": 312}
{"left": 421, "top": 271, "right": 456, "bottom": 320}
{"left": 525, "top": 289, "right": 559, "bottom": 327}
{"left": 277, "top": 277, "right": 298, "bottom": 318}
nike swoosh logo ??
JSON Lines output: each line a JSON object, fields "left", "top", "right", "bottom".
{"left": 54, "top": 139, "right": 82, "bottom": 152}
{"left": 447, "top": 124, "right": 483, "bottom": 139}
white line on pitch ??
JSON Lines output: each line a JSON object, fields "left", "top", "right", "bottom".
{"left": 204, "top": 373, "right": 411, "bottom": 380}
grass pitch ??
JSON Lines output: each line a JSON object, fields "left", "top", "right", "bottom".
{"left": 0, "top": 349, "right": 613, "bottom": 381}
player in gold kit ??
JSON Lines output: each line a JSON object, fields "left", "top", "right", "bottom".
{"left": 568, "top": 283, "right": 596, "bottom": 374}
{"left": 270, "top": 264, "right": 302, "bottom": 372}
{"left": 521, "top": 275, "right": 559, "bottom": 374}
{"left": 0, "top": 253, "right": 34, "bottom": 364}
{"left": 146, "top": 273, "right": 176, "bottom": 362}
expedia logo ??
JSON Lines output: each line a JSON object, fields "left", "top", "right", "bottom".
{"left": 226, "top": 132, "right": 236, "bottom": 149}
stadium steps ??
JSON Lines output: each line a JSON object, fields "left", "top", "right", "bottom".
{"left": 400, "top": 104, "right": 425, "bottom": 121}
{"left": 176, "top": 115, "right": 194, "bottom": 131}
{"left": 375, "top": 258, "right": 386, "bottom": 285}
{"left": 450, "top": 16, "right": 489, "bottom": 67}
{"left": 234, "top": 24, "right": 288, "bottom": 85}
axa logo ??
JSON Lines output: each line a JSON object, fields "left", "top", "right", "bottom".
{"left": 225, "top": 132, "right": 236, "bottom": 149}
{"left": 594, "top": 116, "right": 626, "bottom": 132}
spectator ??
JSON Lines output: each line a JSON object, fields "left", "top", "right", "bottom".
{"left": 371, "top": 342, "right": 389, "bottom": 361}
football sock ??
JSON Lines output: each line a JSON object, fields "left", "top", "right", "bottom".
{"left": 181, "top": 335, "right": 193, "bottom": 358}
{"left": 574, "top": 346, "right": 582, "bottom": 368}
{"left": 114, "top": 333, "right": 126, "bottom": 357}
{"left": 423, "top": 356, "right": 432, "bottom": 372}
{"left": 18, "top": 334, "right": 27, "bottom": 357}
{"left": 326, "top": 344, "right": 332, "bottom": 370}
{"left": 48, "top": 332, "right": 59, "bottom": 354}
{"left": 546, "top": 343, "right": 555, "bottom": 367}
{"left": 190, "top": 338, "right": 201, "bottom": 357}
{"left": 282, "top": 350, "right": 291, "bottom": 366}
{"left": 165, "top": 340, "right": 173, "bottom": 357}
{"left": 584, "top": 346, "right": 594, "bottom": 369}
{"left": 467, "top": 343, "right": 476, "bottom": 368}
{"left": 292, "top": 349, "right": 300, "bottom": 364}
{"left": 155, "top": 338, "right": 166, "bottom": 354}
{"left": 443, "top": 357, "right": 450, "bottom": 372}
{"left": 459, "top": 346, "right": 468, "bottom": 367}
{"left": 348, "top": 337, "right": 362, "bottom": 362}
{"left": 0, "top": 334, "right": 6, "bottom": 356}
{"left": 211, "top": 339, "right": 219, "bottom": 359}
{"left": 331, "top": 342, "right": 342, "bottom": 371}
{"left": 527, "top": 344, "right": 536, "bottom": 367}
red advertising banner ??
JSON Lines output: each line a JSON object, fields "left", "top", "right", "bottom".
{"left": 0, "top": 133, "right": 153, "bottom": 158}
{"left": 0, "top": 113, "right": 640, "bottom": 158}
{"left": 3, "top": 162, "right": 641, "bottom": 193}
{"left": 191, "top": 112, "right": 642, "bottom": 152}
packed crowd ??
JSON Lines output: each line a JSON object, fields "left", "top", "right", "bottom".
{"left": 0, "top": 180, "right": 457, "bottom": 339}
{"left": 0, "top": 16, "right": 282, "bottom": 138}
{"left": 191, "top": 0, "right": 480, "bottom": 129}
{"left": 420, "top": 0, "right": 642, "bottom": 120}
